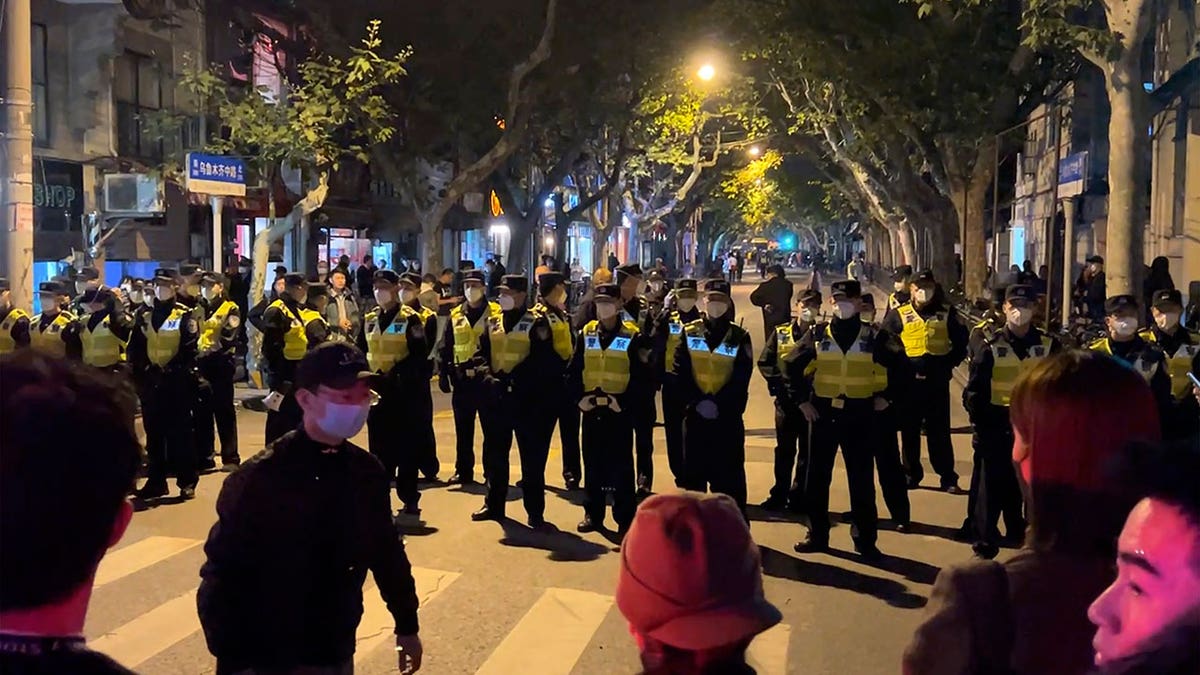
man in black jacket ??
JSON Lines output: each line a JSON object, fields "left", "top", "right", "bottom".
{"left": 749, "top": 264, "right": 793, "bottom": 340}
{"left": 198, "top": 342, "right": 423, "bottom": 675}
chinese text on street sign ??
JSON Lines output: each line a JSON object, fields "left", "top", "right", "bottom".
{"left": 186, "top": 153, "right": 247, "bottom": 197}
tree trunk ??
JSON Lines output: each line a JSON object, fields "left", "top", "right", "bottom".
{"left": 927, "top": 206, "right": 958, "bottom": 287}
{"left": 897, "top": 219, "right": 917, "bottom": 268}
{"left": 507, "top": 210, "right": 539, "bottom": 274}
{"left": 553, "top": 195, "right": 570, "bottom": 272}
{"left": 1103, "top": 71, "right": 1149, "bottom": 296}
{"left": 954, "top": 176, "right": 990, "bottom": 301}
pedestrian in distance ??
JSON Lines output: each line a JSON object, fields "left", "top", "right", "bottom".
{"left": 749, "top": 263, "right": 793, "bottom": 341}
{"left": 0, "top": 351, "right": 142, "bottom": 675}
{"left": 198, "top": 342, "right": 424, "bottom": 675}
{"left": 356, "top": 254, "right": 377, "bottom": 300}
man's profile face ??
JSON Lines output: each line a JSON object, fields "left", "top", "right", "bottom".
{"left": 1088, "top": 498, "right": 1200, "bottom": 667}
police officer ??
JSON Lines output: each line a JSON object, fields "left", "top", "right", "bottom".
{"left": 963, "top": 284, "right": 1059, "bottom": 558}
{"left": 195, "top": 272, "right": 242, "bottom": 470}
{"left": 30, "top": 281, "right": 82, "bottom": 359}
{"left": 789, "top": 281, "right": 906, "bottom": 559}
{"left": 177, "top": 263, "right": 206, "bottom": 319}
{"left": 128, "top": 269, "right": 201, "bottom": 501}
{"left": 567, "top": 283, "right": 651, "bottom": 535}
{"left": 262, "top": 273, "right": 328, "bottom": 443}
{"left": 652, "top": 278, "right": 702, "bottom": 488}
{"left": 439, "top": 270, "right": 500, "bottom": 484}
{"left": 674, "top": 278, "right": 754, "bottom": 515}
{"left": 860, "top": 293, "right": 878, "bottom": 326}
{"left": 1089, "top": 295, "right": 1173, "bottom": 429}
{"left": 881, "top": 269, "right": 968, "bottom": 492}
{"left": 756, "top": 288, "right": 821, "bottom": 512}
{"left": 0, "top": 278, "right": 31, "bottom": 354}
{"left": 645, "top": 268, "right": 669, "bottom": 321}
{"left": 860, "top": 291, "right": 911, "bottom": 529}
{"left": 968, "top": 287, "right": 1009, "bottom": 362}
{"left": 1139, "top": 289, "right": 1200, "bottom": 440}
{"left": 71, "top": 267, "right": 103, "bottom": 315}
{"left": 399, "top": 272, "right": 441, "bottom": 482}
{"left": 77, "top": 287, "right": 131, "bottom": 373}
{"left": 531, "top": 273, "right": 581, "bottom": 492}
{"left": 887, "top": 264, "right": 913, "bottom": 310}
{"left": 359, "top": 269, "right": 433, "bottom": 517}
{"left": 614, "top": 262, "right": 655, "bottom": 495}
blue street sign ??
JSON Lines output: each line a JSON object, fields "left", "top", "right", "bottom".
{"left": 1058, "top": 151, "right": 1087, "bottom": 197}
{"left": 186, "top": 152, "right": 247, "bottom": 197}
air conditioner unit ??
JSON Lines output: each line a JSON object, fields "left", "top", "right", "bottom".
{"left": 1020, "top": 154, "right": 1038, "bottom": 178}
{"left": 104, "top": 173, "right": 164, "bottom": 214}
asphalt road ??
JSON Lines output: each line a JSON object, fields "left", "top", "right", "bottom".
{"left": 89, "top": 270, "right": 982, "bottom": 675}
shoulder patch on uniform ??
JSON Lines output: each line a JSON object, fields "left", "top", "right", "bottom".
{"left": 187, "top": 318, "right": 198, "bottom": 332}
{"left": 228, "top": 315, "right": 241, "bottom": 328}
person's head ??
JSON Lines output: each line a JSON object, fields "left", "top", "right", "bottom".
{"left": 151, "top": 269, "right": 180, "bottom": 304}
{"left": 766, "top": 264, "right": 785, "bottom": 280}
{"left": 294, "top": 342, "right": 375, "bottom": 443}
{"left": 485, "top": 258, "right": 495, "bottom": 272}
{"left": 1150, "top": 289, "right": 1184, "bottom": 333}
{"left": 0, "top": 351, "right": 139, "bottom": 621}
{"left": 283, "top": 273, "right": 308, "bottom": 304}
{"left": 127, "top": 280, "right": 145, "bottom": 307}
{"left": 1003, "top": 285, "right": 1036, "bottom": 331}
{"left": 892, "top": 265, "right": 913, "bottom": 293}
{"left": 307, "top": 282, "right": 328, "bottom": 312}
{"left": 379, "top": 260, "right": 388, "bottom": 269}
{"left": 373, "top": 270, "right": 401, "bottom": 307}
{"left": 645, "top": 270, "right": 665, "bottom": 295}
{"left": 398, "top": 273, "right": 422, "bottom": 305}
{"left": 0, "top": 278, "right": 11, "bottom": 312}
{"left": 75, "top": 267, "right": 100, "bottom": 296}
{"left": 538, "top": 272, "right": 567, "bottom": 310}
{"left": 1039, "top": 264, "right": 1048, "bottom": 278}
{"left": 617, "top": 492, "right": 781, "bottom": 674}
{"left": 497, "top": 275, "right": 529, "bottom": 311}
{"left": 1010, "top": 350, "right": 1161, "bottom": 551}
{"left": 703, "top": 279, "right": 732, "bottom": 321}
{"left": 179, "top": 264, "right": 203, "bottom": 297}
{"left": 329, "top": 267, "right": 348, "bottom": 291}
{"left": 909, "top": 269, "right": 937, "bottom": 306}
{"left": 829, "top": 281, "right": 861, "bottom": 320}
{"left": 1089, "top": 441, "right": 1200, "bottom": 670}
{"left": 674, "top": 279, "right": 699, "bottom": 313}
{"left": 616, "top": 263, "right": 645, "bottom": 300}
{"left": 238, "top": 258, "right": 251, "bottom": 276}
{"left": 78, "top": 288, "right": 114, "bottom": 316}
{"left": 1104, "top": 295, "right": 1141, "bottom": 341}
{"left": 1023, "top": 259, "right": 1034, "bottom": 272}
{"left": 462, "top": 270, "right": 486, "bottom": 305}
{"left": 200, "top": 272, "right": 226, "bottom": 302}
{"left": 796, "top": 289, "right": 822, "bottom": 325}
{"left": 338, "top": 254, "right": 350, "bottom": 268}
{"left": 592, "top": 267, "right": 613, "bottom": 286}
{"left": 271, "top": 275, "right": 287, "bottom": 298}
{"left": 593, "top": 284, "right": 622, "bottom": 326}
{"left": 860, "top": 293, "right": 877, "bottom": 324}
{"left": 439, "top": 267, "right": 454, "bottom": 284}
{"left": 1087, "top": 255, "right": 1104, "bottom": 274}
{"left": 362, "top": 255, "right": 373, "bottom": 267}
{"left": 1150, "top": 255, "right": 1171, "bottom": 278}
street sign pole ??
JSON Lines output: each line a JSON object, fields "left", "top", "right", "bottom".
{"left": 185, "top": 153, "right": 245, "bottom": 275}
{"left": 211, "top": 195, "right": 224, "bottom": 272}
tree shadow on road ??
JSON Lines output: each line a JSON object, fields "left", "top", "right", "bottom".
{"left": 759, "top": 546, "right": 928, "bottom": 610}
{"left": 498, "top": 520, "right": 612, "bottom": 562}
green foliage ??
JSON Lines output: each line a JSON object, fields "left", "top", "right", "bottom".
{"left": 720, "top": 150, "right": 783, "bottom": 231}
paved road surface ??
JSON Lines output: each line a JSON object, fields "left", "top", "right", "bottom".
{"left": 92, "top": 270, "right": 982, "bottom": 674}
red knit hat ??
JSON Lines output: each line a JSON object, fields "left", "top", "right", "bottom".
{"left": 615, "top": 492, "right": 781, "bottom": 650}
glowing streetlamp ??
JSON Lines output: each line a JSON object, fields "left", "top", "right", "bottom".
{"left": 697, "top": 63, "right": 716, "bottom": 81}
{"left": 748, "top": 145, "right": 761, "bottom": 157}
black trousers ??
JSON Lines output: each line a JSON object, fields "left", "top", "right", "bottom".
{"left": 451, "top": 381, "right": 486, "bottom": 479}
{"left": 415, "top": 380, "right": 438, "bottom": 478}
{"left": 368, "top": 395, "right": 420, "bottom": 510}
{"left": 516, "top": 405, "right": 557, "bottom": 520}
{"left": 634, "top": 394, "right": 655, "bottom": 490}
{"left": 804, "top": 406, "right": 878, "bottom": 546}
{"left": 899, "top": 376, "right": 958, "bottom": 485}
{"left": 972, "top": 427, "right": 1025, "bottom": 546}
{"left": 143, "top": 367, "right": 199, "bottom": 489}
{"left": 681, "top": 411, "right": 748, "bottom": 515}
{"left": 480, "top": 396, "right": 517, "bottom": 516}
{"left": 581, "top": 406, "right": 636, "bottom": 529}
{"left": 558, "top": 397, "right": 582, "bottom": 481}
{"left": 198, "top": 355, "right": 240, "bottom": 464}
{"left": 661, "top": 381, "right": 687, "bottom": 487}
{"left": 264, "top": 392, "right": 302, "bottom": 445}
{"left": 769, "top": 399, "right": 808, "bottom": 505}
{"left": 874, "top": 407, "right": 910, "bottom": 523}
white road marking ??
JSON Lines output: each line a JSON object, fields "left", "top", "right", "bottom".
{"left": 746, "top": 622, "right": 792, "bottom": 675}
{"left": 474, "top": 587, "right": 613, "bottom": 675}
{"left": 354, "top": 567, "right": 462, "bottom": 664}
{"left": 89, "top": 588, "right": 199, "bottom": 669}
{"left": 94, "top": 536, "right": 202, "bottom": 588}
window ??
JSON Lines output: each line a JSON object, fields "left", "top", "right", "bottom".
{"left": 114, "top": 51, "right": 163, "bottom": 160}
{"left": 32, "top": 24, "right": 48, "bottom": 146}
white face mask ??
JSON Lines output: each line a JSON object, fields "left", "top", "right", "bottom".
{"left": 129, "top": 290, "right": 144, "bottom": 305}
{"left": 1155, "top": 312, "right": 1180, "bottom": 330}
{"left": 374, "top": 289, "right": 393, "bottom": 306}
{"left": 155, "top": 287, "right": 175, "bottom": 302}
{"left": 201, "top": 287, "right": 218, "bottom": 301}
{"left": 498, "top": 295, "right": 517, "bottom": 311}
{"left": 893, "top": 281, "right": 906, "bottom": 292}
{"left": 313, "top": 399, "right": 370, "bottom": 440}
{"left": 677, "top": 298, "right": 697, "bottom": 313}
{"left": 75, "top": 281, "right": 88, "bottom": 294}
{"left": 1006, "top": 307, "right": 1033, "bottom": 327}
{"left": 1111, "top": 318, "right": 1138, "bottom": 338}
{"left": 465, "top": 286, "right": 485, "bottom": 304}
{"left": 800, "top": 308, "right": 816, "bottom": 324}
{"left": 596, "top": 302, "right": 619, "bottom": 321}
{"left": 142, "top": 292, "right": 155, "bottom": 307}
{"left": 706, "top": 300, "right": 729, "bottom": 319}
{"left": 833, "top": 301, "right": 858, "bottom": 320}
{"left": 39, "top": 294, "right": 59, "bottom": 311}
{"left": 399, "top": 289, "right": 417, "bottom": 305}
{"left": 317, "top": 266, "right": 329, "bottom": 276}
{"left": 914, "top": 289, "right": 931, "bottom": 304}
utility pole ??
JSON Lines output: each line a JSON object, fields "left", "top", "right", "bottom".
{"left": 2, "top": 0, "right": 35, "bottom": 310}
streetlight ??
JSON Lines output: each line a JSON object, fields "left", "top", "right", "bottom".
{"left": 748, "top": 145, "right": 761, "bottom": 157}
{"left": 697, "top": 63, "right": 716, "bottom": 81}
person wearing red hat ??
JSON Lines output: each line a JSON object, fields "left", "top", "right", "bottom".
{"left": 616, "top": 492, "right": 782, "bottom": 674}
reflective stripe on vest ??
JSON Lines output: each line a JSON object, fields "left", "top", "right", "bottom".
{"left": 1140, "top": 329, "right": 1200, "bottom": 400}
{"left": 0, "top": 308, "right": 29, "bottom": 354}
{"left": 450, "top": 302, "right": 500, "bottom": 364}
{"left": 581, "top": 320, "right": 636, "bottom": 394}
{"left": 199, "top": 300, "right": 238, "bottom": 353}
{"left": 540, "top": 308, "right": 574, "bottom": 361}
{"left": 80, "top": 314, "right": 124, "bottom": 367}
{"left": 365, "top": 305, "right": 417, "bottom": 373}
{"left": 30, "top": 312, "right": 74, "bottom": 358}
{"left": 989, "top": 337, "right": 1052, "bottom": 406}
{"left": 684, "top": 321, "right": 740, "bottom": 395}
{"left": 145, "top": 306, "right": 188, "bottom": 367}
{"left": 897, "top": 304, "right": 951, "bottom": 357}
{"left": 665, "top": 312, "right": 687, "bottom": 374}
{"left": 1089, "top": 338, "right": 1160, "bottom": 383}
{"left": 489, "top": 311, "right": 535, "bottom": 374}
{"left": 774, "top": 324, "right": 800, "bottom": 370}
{"left": 269, "top": 299, "right": 310, "bottom": 361}
{"left": 811, "top": 325, "right": 879, "bottom": 400}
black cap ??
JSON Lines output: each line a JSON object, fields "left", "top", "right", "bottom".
{"left": 179, "top": 263, "right": 203, "bottom": 277}
{"left": 498, "top": 275, "right": 528, "bottom": 293}
{"left": 306, "top": 282, "right": 328, "bottom": 298}
{"left": 274, "top": 265, "right": 289, "bottom": 275}
{"left": 462, "top": 269, "right": 485, "bottom": 284}
{"left": 1005, "top": 284, "right": 1037, "bottom": 303}
{"left": 1104, "top": 294, "right": 1139, "bottom": 315}
{"left": 647, "top": 269, "right": 665, "bottom": 282}
{"left": 831, "top": 280, "right": 862, "bottom": 298}
{"left": 399, "top": 272, "right": 422, "bottom": 287}
{"left": 538, "top": 272, "right": 566, "bottom": 296}
{"left": 38, "top": 281, "right": 65, "bottom": 294}
{"left": 459, "top": 259, "right": 476, "bottom": 271}
{"left": 798, "top": 289, "right": 822, "bottom": 305}
{"left": 1151, "top": 288, "right": 1184, "bottom": 309}
{"left": 152, "top": 268, "right": 180, "bottom": 284}
{"left": 860, "top": 294, "right": 876, "bottom": 308}
{"left": 78, "top": 267, "right": 100, "bottom": 281}
{"left": 0, "top": 277, "right": 8, "bottom": 292}
{"left": 704, "top": 279, "right": 731, "bottom": 296}
{"left": 1086, "top": 255, "right": 1104, "bottom": 264}
{"left": 295, "top": 342, "right": 374, "bottom": 392}
{"left": 201, "top": 272, "right": 227, "bottom": 286}
{"left": 63, "top": 268, "right": 79, "bottom": 281}
{"left": 373, "top": 269, "right": 401, "bottom": 285}
{"left": 766, "top": 264, "right": 785, "bottom": 277}
{"left": 130, "top": 279, "right": 145, "bottom": 289}
{"left": 913, "top": 268, "right": 936, "bottom": 284}
{"left": 991, "top": 286, "right": 1008, "bottom": 305}
{"left": 80, "top": 287, "right": 115, "bottom": 305}
{"left": 892, "top": 265, "right": 914, "bottom": 281}
{"left": 284, "top": 273, "right": 306, "bottom": 288}
{"left": 615, "top": 263, "right": 643, "bottom": 280}
{"left": 594, "top": 283, "right": 621, "bottom": 300}
{"left": 675, "top": 278, "right": 698, "bottom": 292}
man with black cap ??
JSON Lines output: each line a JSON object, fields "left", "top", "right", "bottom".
{"left": 398, "top": 272, "right": 441, "bottom": 482}
{"left": 176, "top": 263, "right": 206, "bottom": 320}
{"left": 645, "top": 268, "right": 669, "bottom": 322}
{"left": 198, "top": 342, "right": 424, "bottom": 675}
{"left": 195, "top": 272, "right": 242, "bottom": 470}
{"left": 70, "top": 266, "right": 103, "bottom": 315}
{"left": 1089, "top": 295, "right": 1173, "bottom": 430}
{"left": 30, "top": 281, "right": 82, "bottom": 359}
{"left": 615, "top": 262, "right": 657, "bottom": 495}
{"left": 968, "top": 287, "right": 1009, "bottom": 363}
{"left": 127, "top": 268, "right": 202, "bottom": 501}
{"left": 439, "top": 269, "right": 500, "bottom": 484}
{"left": 652, "top": 278, "right": 703, "bottom": 487}
{"left": 963, "top": 284, "right": 1061, "bottom": 558}
{"left": 888, "top": 265, "right": 914, "bottom": 310}
{"left": 756, "top": 287, "right": 822, "bottom": 512}
{"left": 858, "top": 289, "right": 911, "bottom": 529}
{"left": 358, "top": 269, "right": 435, "bottom": 517}
{"left": 787, "top": 280, "right": 908, "bottom": 558}
{"left": 531, "top": 272, "right": 582, "bottom": 492}
{"left": 750, "top": 263, "right": 794, "bottom": 341}
{"left": 261, "top": 273, "right": 329, "bottom": 443}
{"left": 1079, "top": 255, "right": 1107, "bottom": 321}
{"left": 1139, "top": 289, "right": 1200, "bottom": 440}
{"left": 77, "top": 287, "right": 132, "bottom": 373}
{"left": 674, "top": 278, "right": 754, "bottom": 515}
{"left": 0, "top": 277, "right": 31, "bottom": 354}
{"left": 567, "top": 282, "right": 652, "bottom": 535}
{"left": 881, "top": 268, "right": 969, "bottom": 492}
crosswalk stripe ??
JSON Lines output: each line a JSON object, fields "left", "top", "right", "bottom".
{"left": 746, "top": 622, "right": 792, "bottom": 675}
{"left": 354, "top": 567, "right": 462, "bottom": 664}
{"left": 474, "top": 587, "right": 613, "bottom": 675}
{"left": 89, "top": 588, "right": 199, "bottom": 669}
{"left": 94, "top": 536, "right": 202, "bottom": 589}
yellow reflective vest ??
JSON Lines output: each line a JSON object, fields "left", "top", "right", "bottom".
{"left": 143, "top": 305, "right": 190, "bottom": 367}
{"left": 488, "top": 310, "right": 537, "bottom": 374}
{"left": 807, "top": 324, "right": 883, "bottom": 400}
{"left": 774, "top": 323, "right": 803, "bottom": 370}
{"left": 199, "top": 300, "right": 238, "bottom": 353}
{"left": 684, "top": 320, "right": 744, "bottom": 395}
{"left": 449, "top": 302, "right": 501, "bottom": 365}
{"left": 535, "top": 305, "right": 574, "bottom": 361}
{"left": 897, "top": 304, "right": 951, "bottom": 357}
{"left": 664, "top": 311, "right": 690, "bottom": 375}
{"left": 1140, "top": 329, "right": 1200, "bottom": 400}
{"left": 30, "top": 311, "right": 75, "bottom": 358}
{"left": 989, "top": 335, "right": 1053, "bottom": 406}
{"left": 268, "top": 299, "right": 320, "bottom": 361}
{"left": 1089, "top": 338, "right": 1161, "bottom": 383}
{"left": 79, "top": 313, "right": 125, "bottom": 367}
{"left": 0, "top": 307, "right": 30, "bottom": 354}
{"left": 582, "top": 319, "right": 638, "bottom": 394}
{"left": 364, "top": 305, "right": 420, "bottom": 373}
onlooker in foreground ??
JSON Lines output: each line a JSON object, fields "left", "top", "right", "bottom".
{"left": 1088, "top": 441, "right": 1200, "bottom": 675}
{"left": 904, "top": 350, "right": 1161, "bottom": 675}
{"left": 198, "top": 342, "right": 423, "bottom": 675}
{"left": 616, "top": 492, "right": 781, "bottom": 675}
{"left": 0, "top": 351, "right": 141, "bottom": 674}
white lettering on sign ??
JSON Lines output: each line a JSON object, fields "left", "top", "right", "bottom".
{"left": 33, "top": 183, "right": 77, "bottom": 209}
